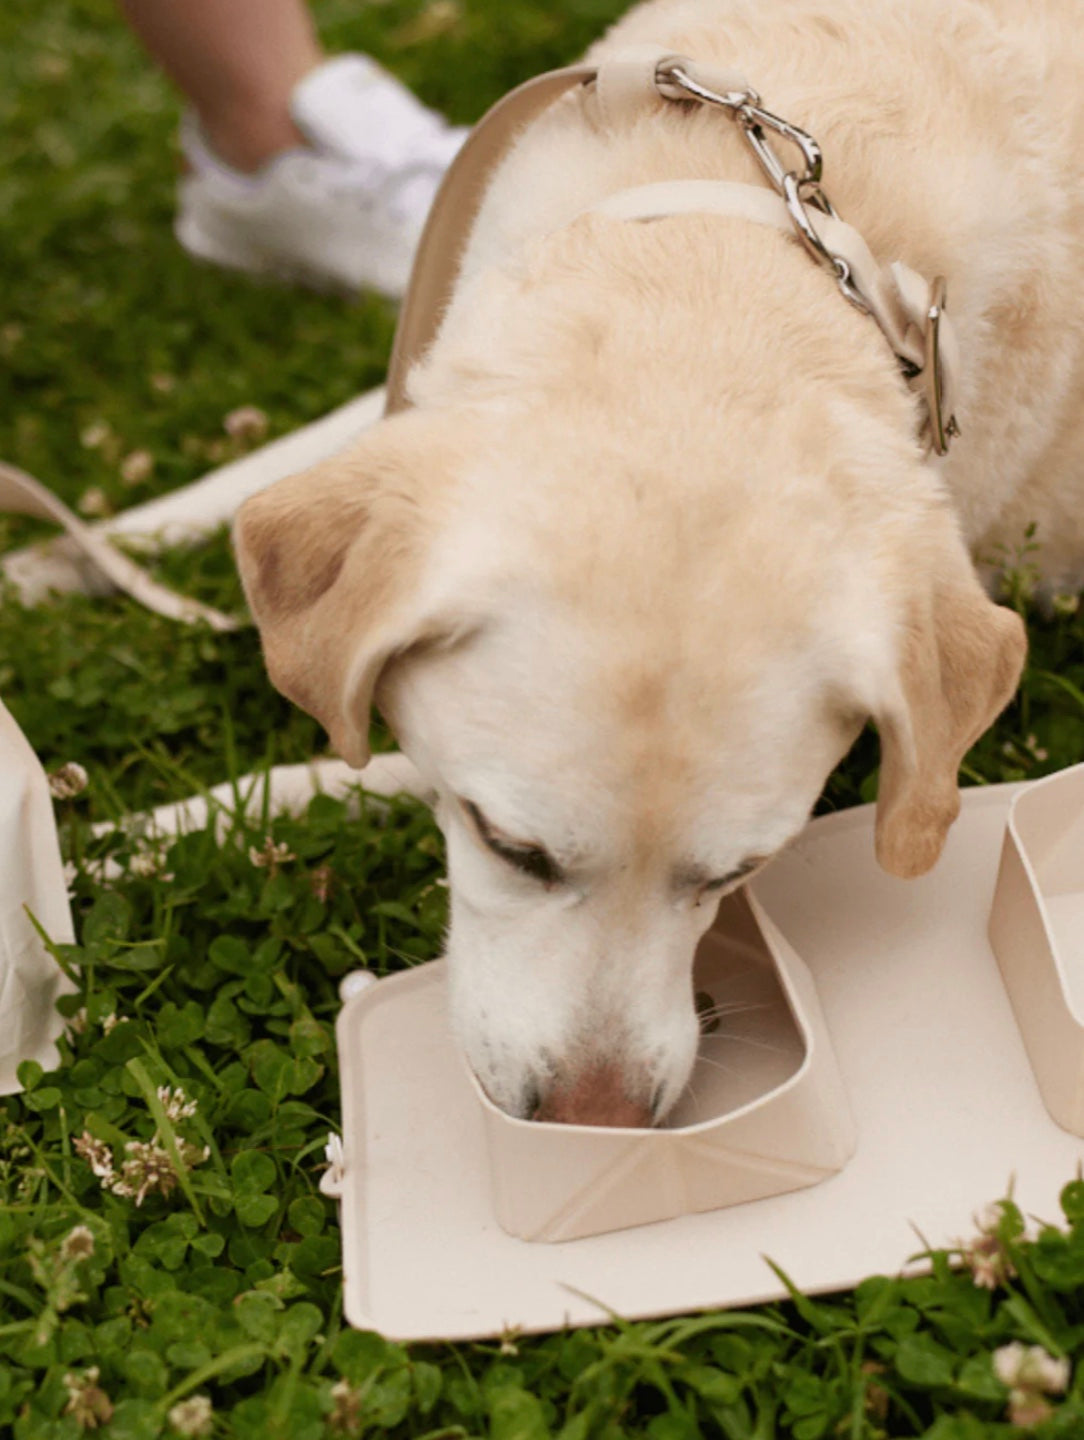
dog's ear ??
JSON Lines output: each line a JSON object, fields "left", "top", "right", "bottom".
{"left": 233, "top": 411, "right": 470, "bottom": 768}
{"left": 872, "top": 529, "right": 1026, "bottom": 878}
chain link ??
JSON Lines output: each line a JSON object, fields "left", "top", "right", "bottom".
{"left": 654, "top": 56, "right": 959, "bottom": 453}
{"left": 657, "top": 60, "right": 869, "bottom": 314}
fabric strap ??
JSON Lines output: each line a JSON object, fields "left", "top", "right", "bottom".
{"left": 385, "top": 64, "right": 596, "bottom": 414}
{"left": 0, "top": 460, "right": 239, "bottom": 631}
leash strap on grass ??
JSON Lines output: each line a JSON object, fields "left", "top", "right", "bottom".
{"left": 0, "top": 459, "right": 240, "bottom": 631}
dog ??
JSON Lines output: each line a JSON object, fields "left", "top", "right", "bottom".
{"left": 234, "top": 0, "right": 1084, "bottom": 1128}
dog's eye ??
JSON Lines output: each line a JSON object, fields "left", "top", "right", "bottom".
{"left": 700, "top": 858, "right": 761, "bottom": 894}
{"left": 463, "top": 800, "right": 563, "bottom": 887}
{"left": 492, "top": 841, "right": 563, "bottom": 886}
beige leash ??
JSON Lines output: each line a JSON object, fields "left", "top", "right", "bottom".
{"left": 0, "top": 460, "right": 240, "bottom": 631}
{"left": 385, "top": 47, "right": 960, "bottom": 456}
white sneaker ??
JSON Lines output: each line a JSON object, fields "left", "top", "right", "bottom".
{"left": 175, "top": 54, "right": 467, "bottom": 299}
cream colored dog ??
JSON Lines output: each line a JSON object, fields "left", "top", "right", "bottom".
{"left": 235, "top": 0, "right": 1084, "bottom": 1127}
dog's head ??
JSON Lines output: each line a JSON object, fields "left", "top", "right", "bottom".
{"left": 234, "top": 390, "right": 1023, "bottom": 1127}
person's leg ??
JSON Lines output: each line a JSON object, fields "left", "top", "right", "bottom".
{"left": 118, "top": 0, "right": 466, "bottom": 296}
{"left": 119, "top": 0, "right": 322, "bottom": 171}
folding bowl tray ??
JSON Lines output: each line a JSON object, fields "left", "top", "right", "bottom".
{"left": 329, "top": 778, "right": 1084, "bottom": 1341}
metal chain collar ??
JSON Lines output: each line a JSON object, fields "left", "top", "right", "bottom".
{"left": 656, "top": 59, "right": 960, "bottom": 454}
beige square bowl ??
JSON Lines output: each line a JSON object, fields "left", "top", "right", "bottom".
{"left": 472, "top": 889, "right": 855, "bottom": 1242}
{"left": 988, "top": 761, "right": 1084, "bottom": 1134}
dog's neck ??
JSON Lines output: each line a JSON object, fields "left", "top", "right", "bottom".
{"left": 389, "top": 48, "right": 957, "bottom": 454}
{"left": 411, "top": 202, "right": 925, "bottom": 494}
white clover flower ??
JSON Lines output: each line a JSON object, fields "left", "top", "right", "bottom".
{"left": 111, "top": 1139, "right": 179, "bottom": 1207}
{"left": 995, "top": 1342, "right": 1028, "bottom": 1387}
{"left": 168, "top": 1394, "right": 214, "bottom": 1437}
{"left": 961, "top": 1231, "right": 1014, "bottom": 1290}
{"left": 249, "top": 836, "right": 296, "bottom": 868}
{"left": 60, "top": 1225, "right": 95, "bottom": 1262}
{"left": 328, "top": 1378, "right": 361, "bottom": 1435}
{"left": 1035, "top": 1352, "right": 1071, "bottom": 1394}
{"left": 128, "top": 848, "right": 173, "bottom": 881}
{"left": 995, "top": 1342, "right": 1070, "bottom": 1427}
{"left": 968, "top": 1245, "right": 1004, "bottom": 1290}
{"left": 157, "top": 1084, "right": 198, "bottom": 1123}
{"left": 224, "top": 405, "right": 269, "bottom": 442}
{"left": 994, "top": 1342, "right": 1070, "bottom": 1394}
{"left": 79, "top": 420, "right": 111, "bottom": 450}
{"left": 129, "top": 849, "right": 162, "bottom": 877}
{"left": 120, "top": 448, "right": 154, "bottom": 485}
{"left": 63, "top": 1367, "right": 113, "bottom": 1429}
{"left": 249, "top": 836, "right": 296, "bottom": 875}
{"left": 73, "top": 1132, "right": 115, "bottom": 1184}
{"left": 77, "top": 487, "right": 110, "bottom": 518}
{"left": 960, "top": 1201, "right": 1021, "bottom": 1290}
{"left": 48, "top": 761, "right": 88, "bottom": 800}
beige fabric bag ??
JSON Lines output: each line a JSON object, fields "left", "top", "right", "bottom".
{"left": 0, "top": 700, "right": 76, "bottom": 1093}
{"left": 0, "top": 460, "right": 241, "bottom": 1093}
{"left": 0, "top": 448, "right": 425, "bottom": 1091}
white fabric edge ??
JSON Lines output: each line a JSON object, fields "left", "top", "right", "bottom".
{"left": 87, "top": 752, "right": 431, "bottom": 880}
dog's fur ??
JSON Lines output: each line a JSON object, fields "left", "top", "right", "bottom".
{"left": 235, "top": 0, "right": 1084, "bottom": 1125}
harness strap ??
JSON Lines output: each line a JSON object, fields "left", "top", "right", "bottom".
{"left": 386, "top": 53, "right": 741, "bottom": 412}
{"left": 385, "top": 64, "right": 595, "bottom": 414}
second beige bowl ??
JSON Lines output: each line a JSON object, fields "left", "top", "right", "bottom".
{"left": 989, "top": 761, "right": 1084, "bottom": 1135}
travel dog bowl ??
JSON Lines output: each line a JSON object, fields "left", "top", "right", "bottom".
{"left": 989, "top": 762, "right": 1084, "bottom": 1134}
{"left": 469, "top": 889, "right": 856, "bottom": 1242}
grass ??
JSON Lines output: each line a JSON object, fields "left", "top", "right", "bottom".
{"left": 4, "top": 1, "right": 1084, "bottom": 1435}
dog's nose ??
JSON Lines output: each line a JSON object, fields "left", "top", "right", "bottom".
{"left": 533, "top": 1066, "right": 654, "bottom": 1128}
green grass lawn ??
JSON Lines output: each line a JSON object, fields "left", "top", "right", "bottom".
{"left": 4, "top": 2, "right": 1084, "bottom": 1436}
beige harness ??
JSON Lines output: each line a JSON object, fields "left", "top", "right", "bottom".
{"left": 385, "top": 46, "right": 960, "bottom": 456}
